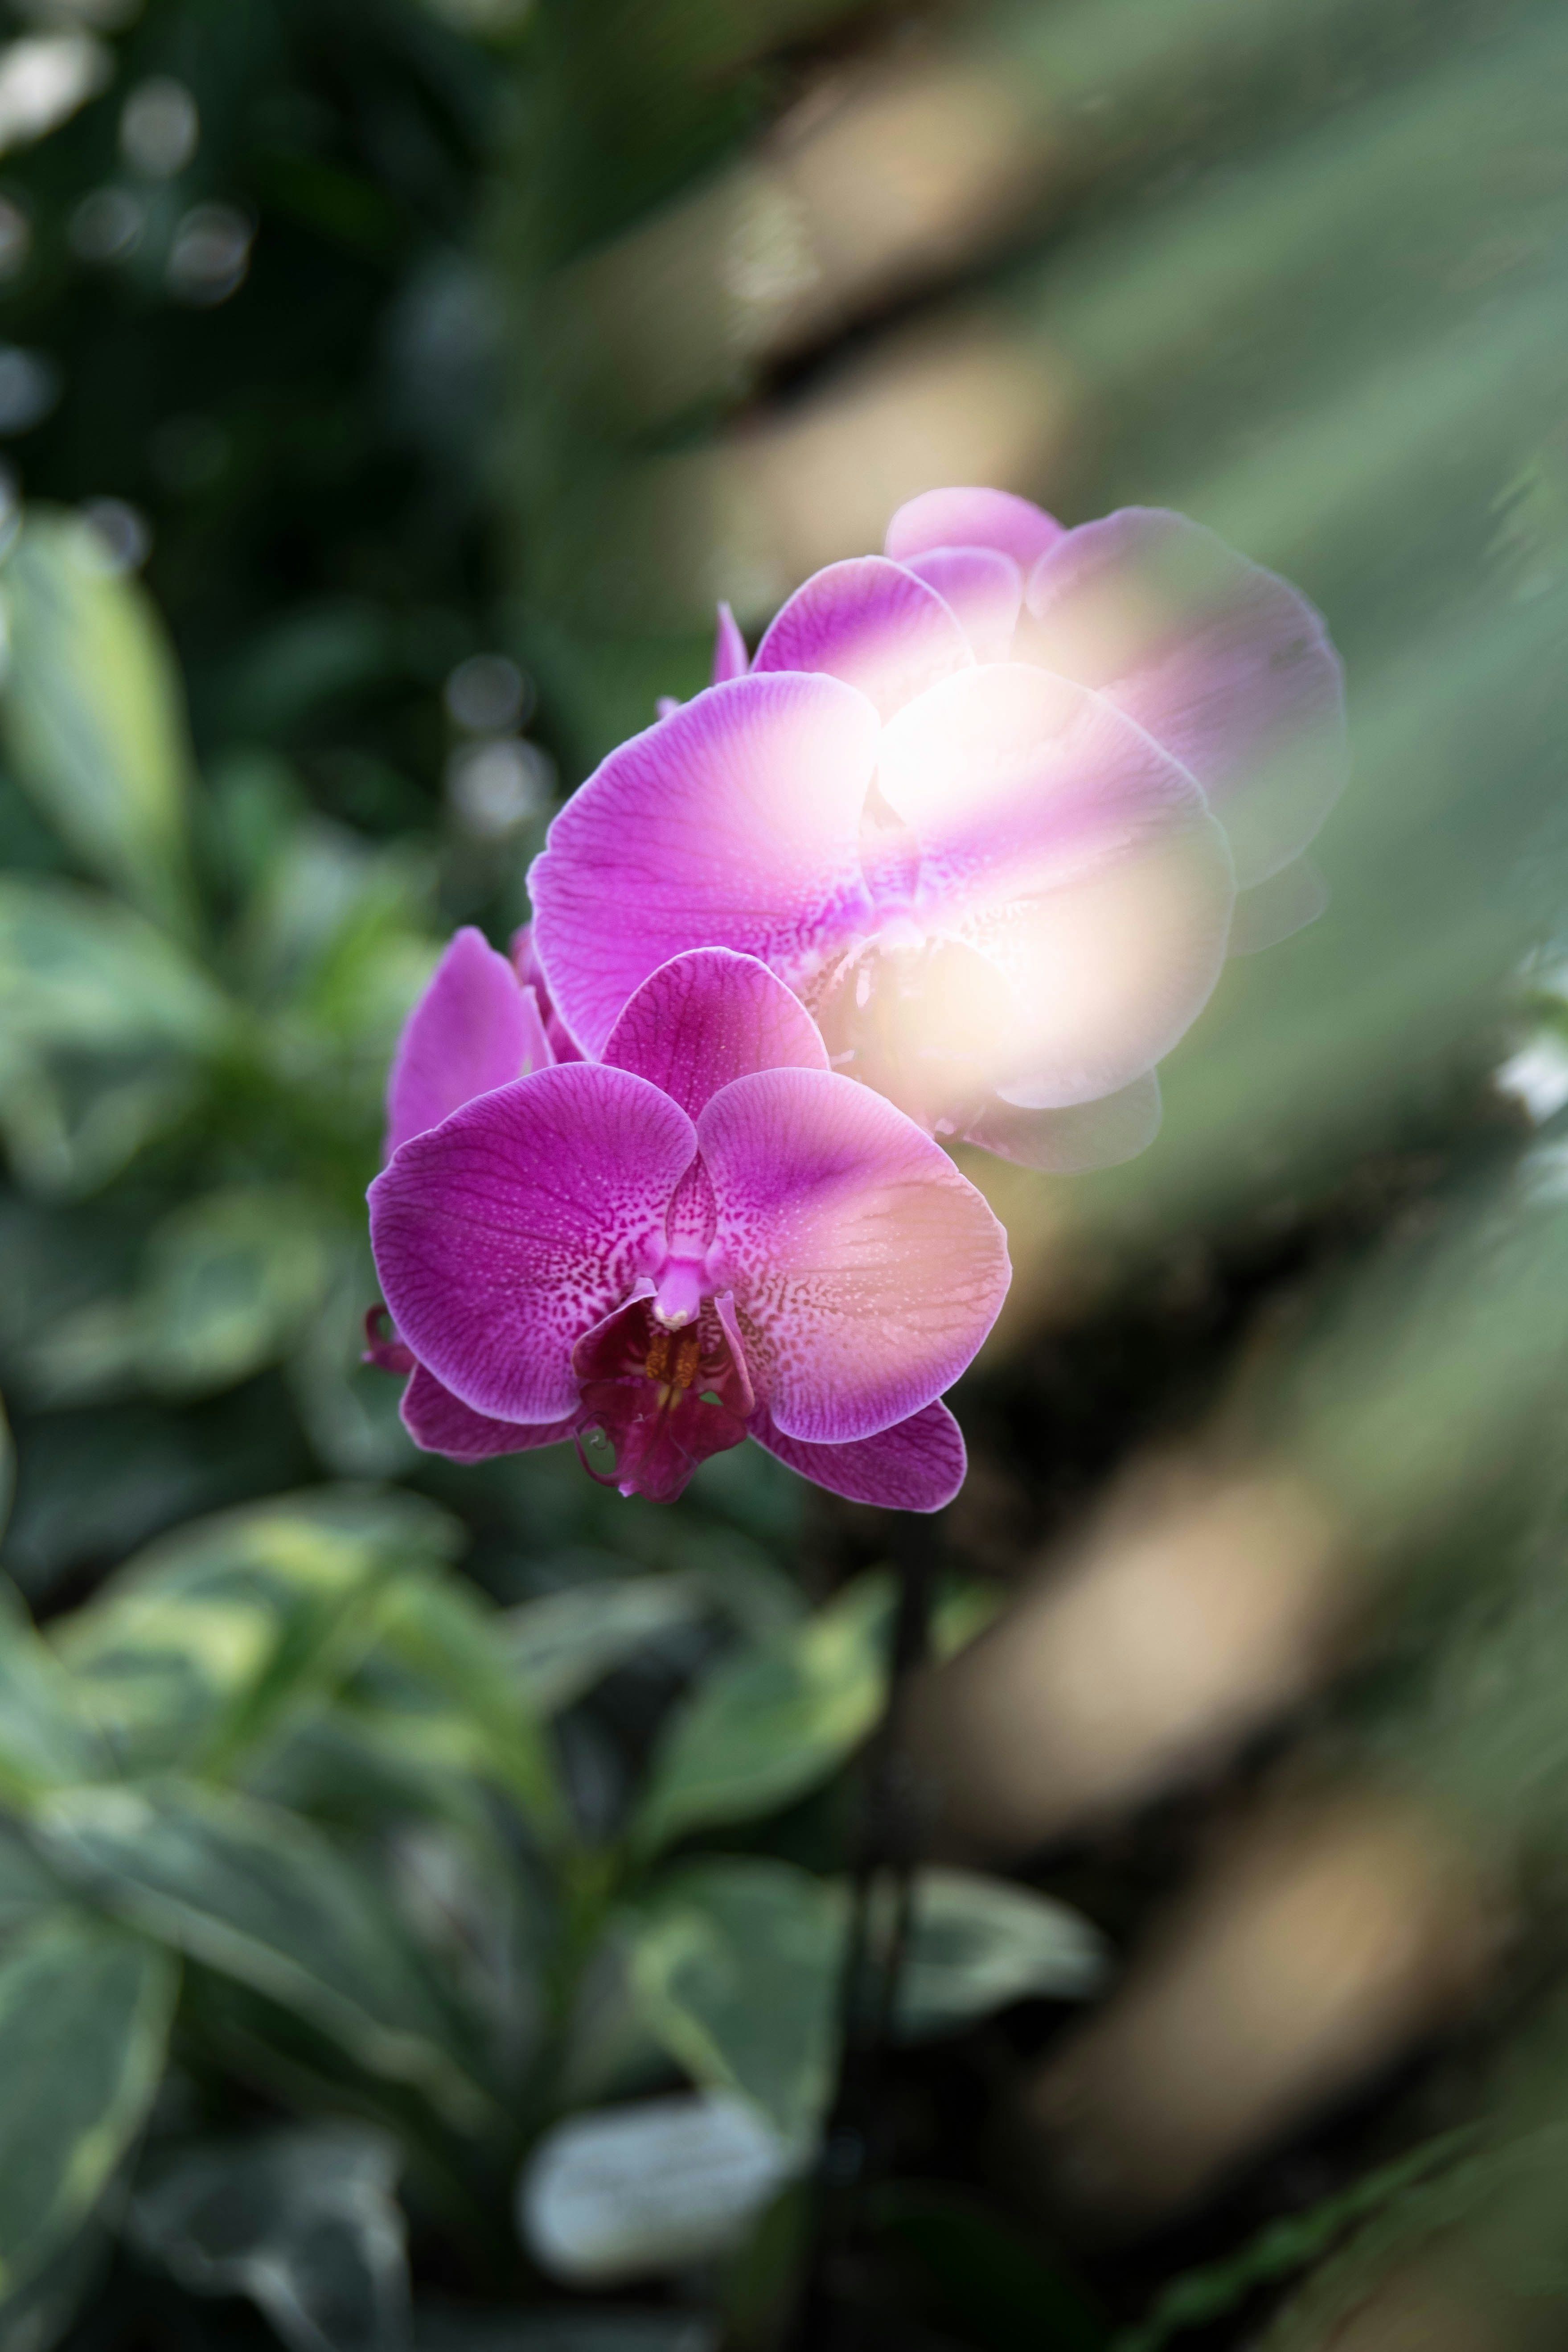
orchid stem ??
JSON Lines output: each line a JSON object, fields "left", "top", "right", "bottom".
{"left": 787, "top": 1509, "right": 942, "bottom": 2351}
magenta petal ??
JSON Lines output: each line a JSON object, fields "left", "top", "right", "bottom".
{"left": 965, "top": 1071, "right": 1162, "bottom": 1172}
{"left": 384, "top": 927, "right": 542, "bottom": 1162}
{"left": 1022, "top": 509, "right": 1346, "bottom": 887}
{"left": 903, "top": 546, "right": 1022, "bottom": 664}
{"left": 880, "top": 665, "right": 1234, "bottom": 1106}
{"left": 528, "top": 675, "right": 880, "bottom": 1056}
{"left": 751, "top": 556, "right": 973, "bottom": 722}
{"left": 403, "top": 1363, "right": 577, "bottom": 1461}
{"left": 884, "top": 487, "right": 1064, "bottom": 570}
{"left": 711, "top": 601, "right": 748, "bottom": 683}
{"left": 750, "top": 1400, "right": 966, "bottom": 1511}
{"left": 603, "top": 949, "right": 828, "bottom": 1118}
{"left": 698, "top": 1068, "right": 1009, "bottom": 1445}
{"left": 369, "top": 1064, "right": 697, "bottom": 1423}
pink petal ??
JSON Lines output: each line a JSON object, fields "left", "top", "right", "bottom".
{"left": 384, "top": 928, "right": 546, "bottom": 1162}
{"left": 903, "top": 546, "right": 1022, "bottom": 664}
{"left": 750, "top": 1400, "right": 966, "bottom": 1511}
{"left": 964, "top": 1071, "right": 1162, "bottom": 1172}
{"left": 879, "top": 665, "right": 1234, "bottom": 1106}
{"left": 603, "top": 949, "right": 828, "bottom": 1118}
{"left": 711, "top": 601, "right": 748, "bottom": 684}
{"left": 369, "top": 1065, "right": 697, "bottom": 1424}
{"left": 528, "top": 675, "right": 880, "bottom": 1057}
{"left": 656, "top": 695, "right": 681, "bottom": 719}
{"left": 884, "top": 487, "right": 1064, "bottom": 570}
{"left": 1021, "top": 509, "right": 1346, "bottom": 887}
{"left": 511, "top": 922, "right": 583, "bottom": 1064}
{"left": 403, "top": 1363, "right": 577, "bottom": 1461}
{"left": 751, "top": 556, "right": 973, "bottom": 722}
{"left": 698, "top": 1068, "right": 1009, "bottom": 1445}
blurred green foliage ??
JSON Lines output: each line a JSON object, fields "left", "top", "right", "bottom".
{"left": 1, "top": 0, "right": 1568, "bottom": 2348}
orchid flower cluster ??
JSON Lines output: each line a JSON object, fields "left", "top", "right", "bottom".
{"left": 368, "top": 488, "right": 1344, "bottom": 1511}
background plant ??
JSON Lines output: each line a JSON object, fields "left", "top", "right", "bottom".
{"left": 1, "top": 2, "right": 1568, "bottom": 2349}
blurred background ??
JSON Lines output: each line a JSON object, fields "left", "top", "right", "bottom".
{"left": 1, "top": 0, "right": 1568, "bottom": 2347}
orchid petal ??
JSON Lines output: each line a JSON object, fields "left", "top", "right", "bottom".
{"left": 711, "top": 600, "right": 748, "bottom": 683}
{"left": 880, "top": 665, "right": 1234, "bottom": 1105}
{"left": 384, "top": 927, "right": 544, "bottom": 1161}
{"left": 698, "top": 1068, "right": 1009, "bottom": 1445}
{"left": 511, "top": 922, "right": 582, "bottom": 1064}
{"left": 1021, "top": 508, "right": 1346, "bottom": 887}
{"left": 529, "top": 675, "right": 880, "bottom": 1056}
{"left": 903, "top": 546, "right": 1022, "bottom": 664}
{"left": 965, "top": 1071, "right": 1162, "bottom": 1172}
{"left": 369, "top": 1065, "right": 697, "bottom": 1424}
{"left": 403, "top": 1364, "right": 577, "bottom": 1461}
{"left": 750, "top": 1399, "right": 966, "bottom": 1511}
{"left": 1227, "top": 858, "right": 1329, "bottom": 956}
{"left": 751, "top": 556, "right": 973, "bottom": 722}
{"left": 885, "top": 486, "right": 1064, "bottom": 570}
{"left": 603, "top": 949, "right": 828, "bottom": 1118}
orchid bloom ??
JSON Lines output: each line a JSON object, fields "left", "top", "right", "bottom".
{"left": 367, "top": 938, "right": 1009, "bottom": 1509}
{"left": 528, "top": 489, "right": 1345, "bottom": 1171}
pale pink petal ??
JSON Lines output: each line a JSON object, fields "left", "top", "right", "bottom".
{"left": 528, "top": 675, "right": 880, "bottom": 1056}
{"left": 750, "top": 1400, "right": 966, "bottom": 1511}
{"left": 403, "top": 1363, "right": 577, "bottom": 1461}
{"left": 964, "top": 1071, "right": 1162, "bottom": 1172}
{"left": 903, "top": 546, "right": 1022, "bottom": 664}
{"left": 884, "top": 487, "right": 1064, "bottom": 569}
{"left": 879, "top": 665, "right": 1233, "bottom": 1105}
{"left": 369, "top": 1065, "right": 697, "bottom": 1424}
{"left": 603, "top": 949, "right": 828, "bottom": 1118}
{"left": 711, "top": 601, "right": 748, "bottom": 683}
{"left": 1021, "top": 509, "right": 1346, "bottom": 887}
{"left": 1226, "top": 858, "right": 1329, "bottom": 956}
{"left": 751, "top": 556, "right": 973, "bottom": 722}
{"left": 384, "top": 928, "right": 542, "bottom": 1161}
{"left": 698, "top": 1068, "right": 1009, "bottom": 1445}
{"left": 656, "top": 695, "right": 681, "bottom": 719}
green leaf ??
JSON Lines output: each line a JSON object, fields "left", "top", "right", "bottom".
{"left": 499, "top": 1574, "right": 714, "bottom": 1716}
{"left": 29, "top": 1187, "right": 340, "bottom": 1407}
{"left": 0, "top": 1580, "right": 103, "bottom": 1800}
{"left": 1, "top": 509, "right": 197, "bottom": 930}
{"left": 0, "top": 873, "right": 226, "bottom": 1195}
{"left": 627, "top": 1858, "right": 840, "bottom": 2147}
{"left": 53, "top": 1487, "right": 461, "bottom": 1778}
{"left": 137, "top": 1186, "right": 338, "bottom": 1399}
{"left": 33, "top": 1777, "right": 490, "bottom": 2128}
{"left": 0, "top": 1391, "right": 12, "bottom": 1550}
{"left": 891, "top": 1869, "right": 1108, "bottom": 2041}
{"left": 0, "top": 1911, "right": 177, "bottom": 2303}
{"left": 631, "top": 1575, "right": 890, "bottom": 1855}
{"left": 371, "top": 1572, "right": 565, "bottom": 1837}
{"left": 131, "top": 2125, "right": 410, "bottom": 2352}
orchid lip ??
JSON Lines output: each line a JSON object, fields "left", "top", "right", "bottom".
{"left": 651, "top": 1257, "right": 706, "bottom": 1328}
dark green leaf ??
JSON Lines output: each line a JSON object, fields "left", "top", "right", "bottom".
{"left": 631, "top": 1576, "right": 889, "bottom": 1855}
{"left": 627, "top": 1858, "right": 840, "bottom": 2146}
{"left": 2, "top": 509, "right": 197, "bottom": 931}
{"left": 0, "top": 1912, "right": 177, "bottom": 2305}
{"left": 131, "top": 2126, "right": 411, "bottom": 2352}
{"left": 34, "top": 1777, "right": 491, "bottom": 2128}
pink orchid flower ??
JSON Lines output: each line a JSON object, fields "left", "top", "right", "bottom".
{"left": 367, "top": 937, "right": 1009, "bottom": 1509}
{"left": 528, "top": 488, "right": 1345, "bottom": 1171}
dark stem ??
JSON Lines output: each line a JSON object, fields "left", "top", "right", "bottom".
{"left": 785, "top": 1510, "right": 942, "bottom": 2351}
